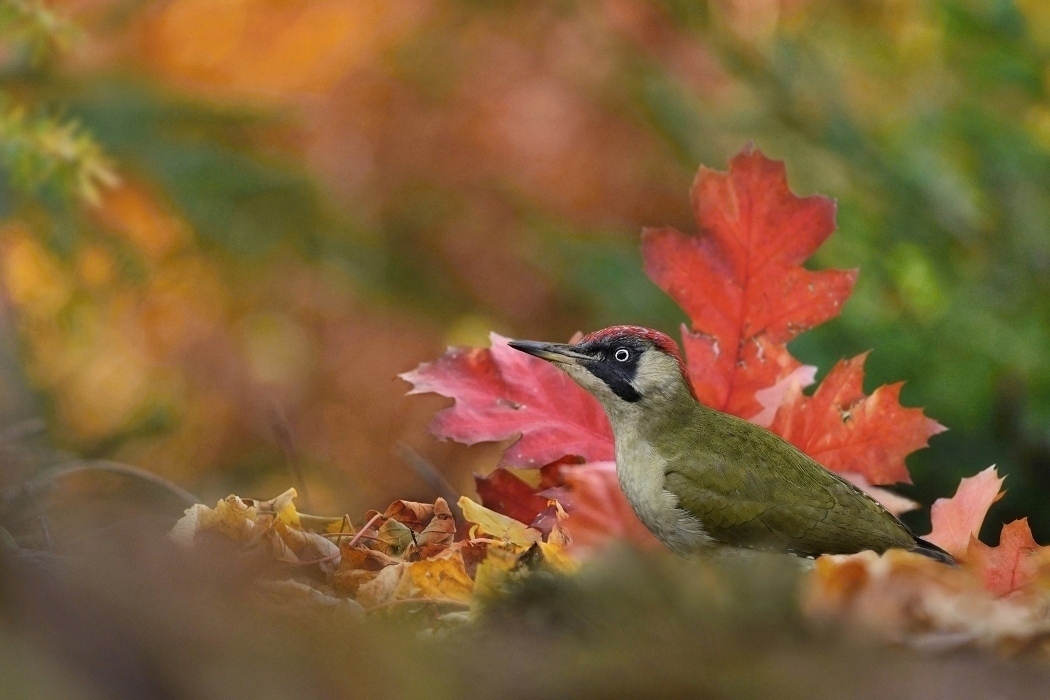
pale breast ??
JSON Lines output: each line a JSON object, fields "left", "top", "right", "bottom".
{"left": 613, "top": 428, "right": 713, "bottom": 555}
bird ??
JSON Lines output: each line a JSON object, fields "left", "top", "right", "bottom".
{"left": 507, "top": 325, "right": 954, "bottom": 565}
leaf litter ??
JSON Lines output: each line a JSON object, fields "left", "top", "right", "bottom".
{"left": 171, "top": 488, "right": 576, "bottom": 625}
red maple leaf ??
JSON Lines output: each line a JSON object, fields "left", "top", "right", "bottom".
{"left": 967, "top": 519, "right": 1047, "bottom": 596}
{"left": 400, "top": 333, "right": 612, "bottom": 467}
{"left": 925, "top": 465, "right": 1005, "bottom": 558}
{"left": 643, "top": 146, "right": 855, "bottom": 419}
{"left": 768, "top": 354, "right": 946, "bottom": 485}
{"left": 473, "top": 468, "right": 550, "bottom": 526}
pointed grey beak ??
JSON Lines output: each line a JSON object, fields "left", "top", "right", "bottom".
{"left": 507, "top": 340, "right": 592, "bottom": 365}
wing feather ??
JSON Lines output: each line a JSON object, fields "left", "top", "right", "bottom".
{"left": 660, "top": 414, "right": 916, "bottom": 557}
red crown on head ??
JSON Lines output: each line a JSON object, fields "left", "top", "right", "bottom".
{"left": 579, "top": 325, "right": 696, "bottom": 399}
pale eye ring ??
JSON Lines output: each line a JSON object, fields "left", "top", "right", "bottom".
{"left": 614, "top": 348, "right": 630, "bottom": 362}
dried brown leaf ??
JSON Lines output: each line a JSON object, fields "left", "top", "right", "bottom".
{"left": 382, "top": 500, "right": 435, "bottom": 531}
{"left": 356, "top": 562, "right": 410, "bottom": 607}
{"left": 374, "top": 518, "right": 414, "bottom": 557}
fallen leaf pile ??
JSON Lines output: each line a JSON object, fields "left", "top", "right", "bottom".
{"left": 399, "top": 146, "right": 1050, "bottom": 654}
{"left": 808, "top": 465, "right": 1050, "bottom": 655}
{"left": 170, "top": 488, "right": 574, "bottom": 619}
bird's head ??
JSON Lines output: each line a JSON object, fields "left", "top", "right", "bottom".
{"left": 508, "top": 326, "right": 696, "bottom": 418}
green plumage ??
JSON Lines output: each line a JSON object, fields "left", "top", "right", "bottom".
{"left": 651, "top": 402, "right": 917, "bottom": 557}
{"left": 507, "top": 329, "right": 952, "bottom": 564}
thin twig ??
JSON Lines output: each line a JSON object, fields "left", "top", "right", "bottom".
{"left": 346, "top": 513, "right": 383, "bottom": 548}
{"left": 36, "top": 514, "right": 51, "bottom": 552}
{"left": 320, "top": 532, "right": 379, "bottom": 543}
{"left": 26, "top": 460, "right": 200, "bottom": 505}
{"left": 271, "top": 404, "right": 311, "bottom": 512}
{"left": 299, "top": 514, "right": 353, "bottom": 532}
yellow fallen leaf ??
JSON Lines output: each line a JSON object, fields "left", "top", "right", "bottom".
{"left": 169, "top": 495, "right": 259, "bottom": 545}
{"left": 270, "top": 488, "right": 300, "bottom": 528}
{"left": 457, "top": 496, "right": 541, "bottom": 548}
{"left": 408, "top": 556, "right": 474, "bottom": 603}
{"left": 539, "top": 542, "right": 579, "bottom": 575}
{"left": 472, "top": 544, "right": 521, "bottom": 599}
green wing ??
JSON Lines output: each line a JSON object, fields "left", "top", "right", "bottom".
{"left": 661, "top": 414, "right": 917, "bottom": 557}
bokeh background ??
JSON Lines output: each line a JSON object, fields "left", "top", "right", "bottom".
{"left": 1, "top": 0, "right": 1048, "bottom": 543}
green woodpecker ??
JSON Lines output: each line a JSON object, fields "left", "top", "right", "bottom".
{"left": 508, "top": 326, "right": 953, "bottom": 564}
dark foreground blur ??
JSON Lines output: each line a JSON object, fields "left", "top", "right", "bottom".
{"left": 3, "top": 526, "right": 1050, "bottom": 700}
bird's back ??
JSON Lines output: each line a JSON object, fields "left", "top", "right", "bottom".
{"left": 646, "top": 404, "right": 919, "bottom": 557}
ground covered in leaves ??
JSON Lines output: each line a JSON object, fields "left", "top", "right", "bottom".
{"left": 5, "top": 511, "right": 1050, "bottom": 700}
{"left": 167, "top": 483, "right": 1050, "bottom": 661}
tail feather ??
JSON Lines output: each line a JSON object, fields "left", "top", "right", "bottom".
{"left": 911, "top": 537, "right": 957, "bottom": 567}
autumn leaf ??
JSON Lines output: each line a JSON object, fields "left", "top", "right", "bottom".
{"left": 401, "top": 334, "right": 612, "bottom": 466}
{"left": 375, "top": 517, "right": 414, "bottom": 556}
{"left": 416, "top": 498, "right": 457, "bottom": 558}
{"left": 170, "top": 489, "right": 570, "bottom": 618}
{"left": 643, "top": 146, "right": 853, "bottom": 419}
{"left": 968, "top": 519, "right": 1048, "bottom": 597}
{"left": 926, "top": 466, "right": 1005, "bottom": 558}
{"left": 271, "top": 524, "right": 341, "bottom": 572}
{"left": 768, "top": 354, "right": 945, "bottom": 485}
{"left": 409, "top": 556, "right": 474, "bottom": 603}
{"left": 805, "top": 550, "right": 1050, "bottom": 654}
{"left": 531, "top": 499, "right": 572, "bottom": 546}
{"left": 169, "top": 494, "right": 260, "bottom": 545}
{"left": 474, "top": 468, "right": 551, "bottom": 526}
{"left": 472, "top": 544, "right": 522, "bottom": 599}
{"left": 356, "top": 563, "right": 411, "bottom": 607}
{"left": 254, "top": 488, "right": 301, "bottom": 528}
{"left": 458, "top": 496, "right": 542, "bottom": 547}
{"left": 472, "top": 463, "right": 658, "bottom": 553}
{"left": 380, "top": 500, "right": 435, "bottom": 531}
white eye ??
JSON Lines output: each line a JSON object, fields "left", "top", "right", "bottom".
{"left": 614, "top": 348, "right": 630, "bottom": 362}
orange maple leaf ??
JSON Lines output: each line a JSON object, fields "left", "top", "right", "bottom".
{"left": 768, "top": 354, "right": 946, "bottom": 486}
{"left": 968, "top": 519, "right": 1048, "bottom": 596}
{"left": 925, "top": 466, "right": 1005, "bottom": 558}
{"left": 643, "top": 146, "right": 854, "bottom": 419}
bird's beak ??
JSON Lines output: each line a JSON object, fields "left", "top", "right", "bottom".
{"left": 507, "top": 339, "right": 591, "bottom": 365}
